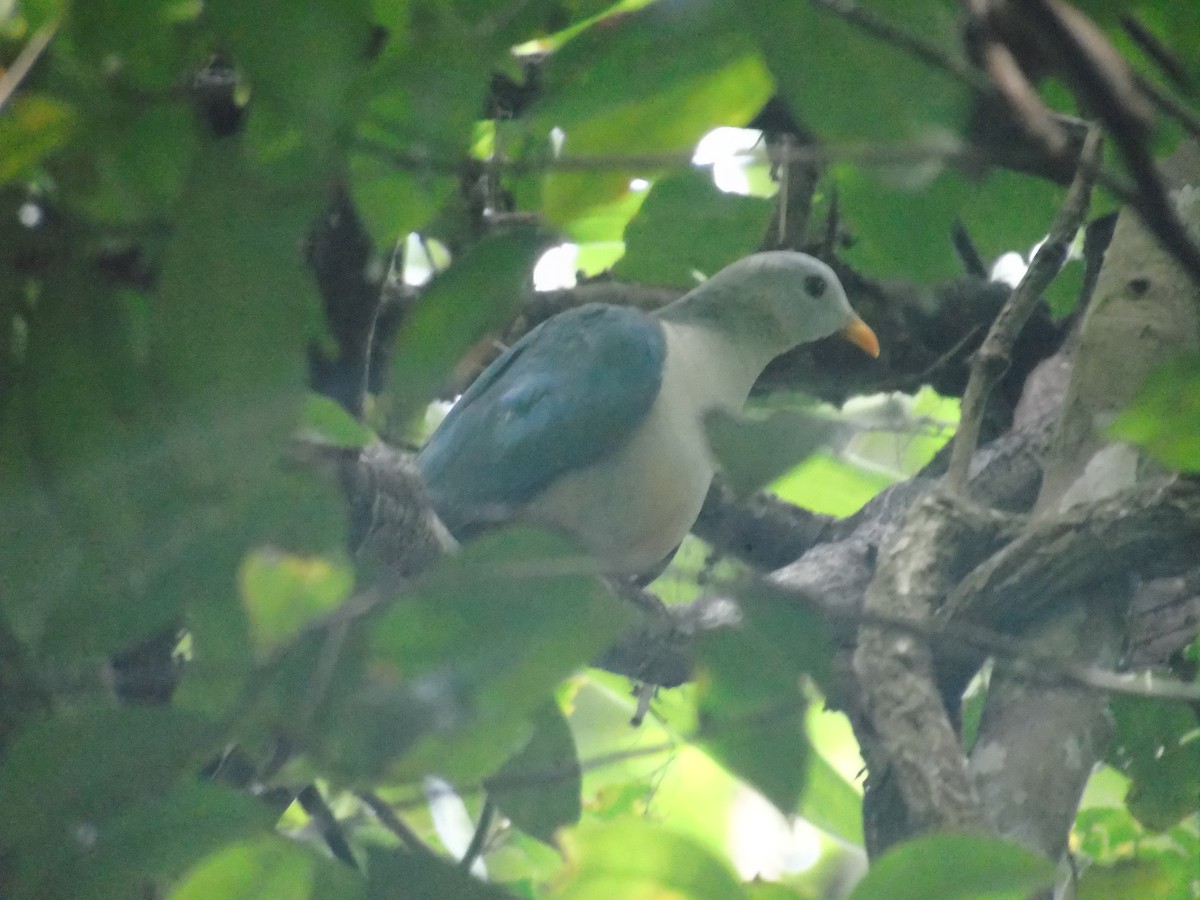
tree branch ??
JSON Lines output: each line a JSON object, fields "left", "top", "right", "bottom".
{"left": 852, "top": 493, "right": 1010, "bottom": 841}
{"left": 945, "top": 125, "right": 1102, "bottom": 493}
{"left": 941, "top": 478, "right": 1200, "bottom": 633}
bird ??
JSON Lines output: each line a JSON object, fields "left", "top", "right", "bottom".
{"left": 416, "top": 251, "right": 879, "bottom": 576}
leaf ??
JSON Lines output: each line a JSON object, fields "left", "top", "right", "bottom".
{"left": 799, "top": 751, "right": 864, "bottom": 847}
{"left": 70, "top": 0, "right": 198, "bottom": 89}
{"left": 556, "top": 818, "right": 747, "bottom": 900}
{"left": 695, "top": 585, "right": 834, "bottom": 814}
{"left": 0, "top": 708, "right": 221, "bottom": 894}
{"left": 770, "top": 452, "right": 895, "bottom": 516}
{"left": 746, "top": 884, "right": 811, "bottom": 900}
{"left": 365, "top": 846, "right": 512, "bottom": 900}
{"left": 204, "top": 0, "right": 374, "bottom": 145}
{"left": 533, "top": 0, "right": 759, "bottom": 133}
{"left": 1110, "top": 352, "right": 1200, "bottom": 472}
{"left": 172, "top": 835, "right": 363, "bottom": 900}
{"left": 0, "top": 93, "right": 77, "bottom": 184}
{"left": 1106, "top": 695, "right": 1200, "bottom": 830}
{"left": 847, "top": 833, "right": 1056, "bottom": 900}
{"left": 1077, "top": 858, "right": 1184, "bottom": 900}
{"left": 613, "top": 168, "right": 773, "bottom": 287}
{"left": 53, "top": 783, "right": 279, "bottom": 900}
{"left": 78, "top": 104, "right": 201, "bottom": 224}
{"left": 299, "top": 394, "right": 377, "bottom": 449}
{"left": 836, "top": 166, "right": 974, "bottom": 282}
{"left": 487, "top": 701, "right": 583, "bottom": 845}
{"left": 531, "top": 2, "right": 772, "bottom": 228}
{"left": 1072, "top": 1, "right": 1200, "bottom": 86}
{"left": 733, "top": 0, "right": 966, "bottom": 142}
{"left": 1073, "top": 806, "right": 1141, "bottom": 861}
{"left": 348, "top": 528, "right": 632, "bottom": 781}
{"left": 706, "top": 408, "right": 834, "bottom": 500}
{"left": 347, "top": 152, "right": 454, "bottom": 245}
{"left": 386, "top": 223, "right": 550, "bottom": 430}
{"left": 148, "top": 140, "right": 344, "bottom": 711}
{"left": 239, "top": 549, "right": 354, "bottom": 657}
{"left": 957, "top": 170, "right": 1066, "bottom": 267}
{"left": 543, "top": 54, "right": 773, "bottom": 230}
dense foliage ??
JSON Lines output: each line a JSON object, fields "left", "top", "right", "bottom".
{"left": 1, "top": 1, "right": 1198, "bottom": 898}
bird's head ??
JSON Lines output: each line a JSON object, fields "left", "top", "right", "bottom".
{"left": 660, "top": 251, "right": 880, "bottom": 360}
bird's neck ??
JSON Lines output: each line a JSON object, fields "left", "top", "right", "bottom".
{"left": 658, "top": 320, "right": 779, "bottom": 414}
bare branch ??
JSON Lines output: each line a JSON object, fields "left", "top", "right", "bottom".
{"left": 0, "top": 19, "right": 58, "bottom": 112}
{"left": 853, "top": 492, "right": 1010, "bottom": 837}
{"left": 945, "top": 126, "right": 1102, "bottom": 493}
{"left": 942, "top": 477, "right": 1200, "bottom": 632}
{"left": 811, "top": 0, "right": 985, "bottom": 91}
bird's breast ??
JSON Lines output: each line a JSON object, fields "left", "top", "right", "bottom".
{"left": 522, "top": 322, "right": 753, "bottom": 574}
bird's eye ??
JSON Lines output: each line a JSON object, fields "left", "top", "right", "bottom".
{"left": 804, "top": 275, "right": 827, "bottom": 297}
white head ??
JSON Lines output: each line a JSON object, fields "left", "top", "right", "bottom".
{"left": 658, "top": 251, "right": 879, "bottom": 360}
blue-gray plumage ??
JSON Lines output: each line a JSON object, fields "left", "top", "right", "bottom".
{"left": 417, "top": 251, "right": 879, "bottom": 574}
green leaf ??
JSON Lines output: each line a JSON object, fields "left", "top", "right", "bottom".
{"left": 70, "top": 0, "right": 198, "bottom": 89}
{"left": 239, "top": 549, "right": 354, "bottom": 658}
{"left": 1106, "top": 695, "right": 1200, "bottom": 830}
{"left": 706, "top": 408, "right": 834, "bottom": 500}
{"left": 613, "top": 168, "right": 773, "bottom": 287}
{"left": 533, "top": 0, "right": 759, "bottom": 133}
{"left": 172, "top": 835, "right": 363, "bottom": 900}
{"left": 1073, "top": 806, "right": 1141, "bottom": 861}
{"left": 838, "top": 163, "right": 1066, "bottom": 283}
{"left": 770, "top": 452, "right": 895, "bottom": 516}
{"left": 358, "top": 0, "right": 541, "bottom": 181}
{"left": 1045, "top": 258, "right": 1085, "bottom": 319}
{"left": 733, "top": 0, "right": 966, "bottom": 142}
{"left": 557, "top": 818, "right": 747, "bottom": 900}
{"left": 543, "top": 52, "right": 773, "bottom": 229}
{"left": 799, "top": 750, "right": 864, "bottom": 847}
{"left": 204, "top": 0, "right": 373, "bottom": 145}
{"left": 487, "top": 701, "right": 582, "bottom": 845}
{"left": 848, "top": 833, "right": 1056, "bottom": 900}
{"left": 1072, "top": 1, "right": 1200, "bottom": 86}
{"left": 150, "top": 140, "right": 343, "bottom": 712}
{"left": 386, "top": 223, "right": 549, "bottom": 430}
{"left": 53, "top": 783, "right": 278, "bottom": 900}
{"left": 746, "top": 884, "right": 811, "bottom": 900}
{"left": 531, "top": 2, "right": 772, "bottom": 228}
{"left": 1077, "top": 858, "right": 1185, "bottom": 900}
{"left": 365, "top": 846, "right": 511, "bottom": 900}
{"left": 0, "top": 93, "right": 77, "bottom": 184}
{"left": 1110, "top": 352, "right": 1200, "bottom": 472}
{"left": 957, "top": 170, "right": 1066, "bottom": 267}
{"left": 353, "top": 528, "right": 632, "bottom": 781}
{"left": 695, "top": 585, "right": 834, "bottom": 814}
{"left": 299, "top": 394, "right": 377, "bottom": 449}
{"left": 79, "top": 103, "right": 201, "bottom": 224}
{"left": 836, "top": 166, "right": 973, "bottom": 282}
{"left": 0, "top": 708, "right": 220, "bottom": 893}
{"left": 347, "top": 152, "right": 454, "bottom": 245}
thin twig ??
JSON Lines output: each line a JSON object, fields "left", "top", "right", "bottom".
{"left": 458, "top": 795, "right": 495, "bottom": 872}
{"left": 810, "top": 0, "right": 987, "bottom": 93}
{"left": 1134, "top": 73, "right": 1200, "bottom": 143}
{"left": 945, "top": 125, "right": 1103, "bottom": 493}
{"left": 0, "top": 19, "right": 58, "bottom": 112}
{"left": 354, "top": 136, "right": 988, "bottom": 177}
{"left": 358, "top": 790, "right": 440, "bottom": 856}
{"left": 1120, "top": 13, "right": 1193, "bottom": 93}
{"left": 838, "top": 605, "right": 1200, "bottom": 702}
{"left": 1014, "top": 0, "right": 1200, "bottom": 285}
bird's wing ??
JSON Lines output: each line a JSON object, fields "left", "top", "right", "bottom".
{"left": 416, "top": 303, "right": 667, "bottom": 537}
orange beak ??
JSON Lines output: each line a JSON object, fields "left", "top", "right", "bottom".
{"left": 841, "top": 315, "right": 880, "bottom": 358}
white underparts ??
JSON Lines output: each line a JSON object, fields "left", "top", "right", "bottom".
{"left": 523, "top": 322, "right": 771, "bottom": 573}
